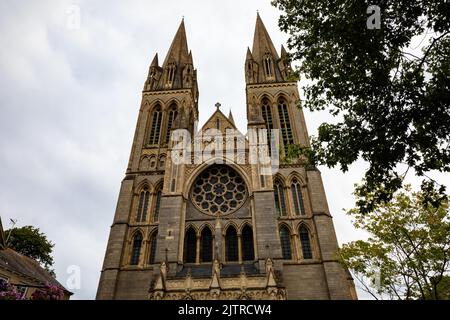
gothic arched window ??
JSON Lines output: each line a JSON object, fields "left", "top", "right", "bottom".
{"left": 299, "top": 226, "right": 313, "bottom": 259}
{"left": 291, "top": 179, "right": 305, "bottom": 216}
{"left": 274, "top": 179, "right": 287, "bottom": 217}
{"left": 200, "top": 227, "right": 213, "bottom": 263}
{"left": 148, "top": 231, "right": 158, "bottom": 264}
{"left": 225, "top": 226, "right": 238, "bottom": 262}
{"left": 277, "top": 98, "right": 294, "bottom": 154}
{"left": 153, "top": 185, "right": 162, "bottom": 222}
{"left": 165, "top": 104, "right": 178, "bottom": 144}
{"left": 279, "top": 226, "right": 292, "bottom": 260}
{"left": 165, "top": 62, "right": 176, "bottom": 86}
{"left": 136, "top": 188, "right": 150, "bottom": 222}
{"left": 148, "top": 105, "right": 162, "bottom": 145}
{"left": 130, "top": 232, "right": 143, "bottom": 265}
{"left": 184, "top": 227, "right": 197, "bottom": 263}
{"left": 242, "top": 225, "right": 255, "bottom": 261}
{"left": 261, "top": 98, "right": 273, "bottom": 155}
{"left": 264, "top": 54, "right": 273, "bottom": 78}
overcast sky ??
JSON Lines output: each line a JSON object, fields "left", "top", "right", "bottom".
{"left": 1, "top": 0, "right": 447, "bottom": 300}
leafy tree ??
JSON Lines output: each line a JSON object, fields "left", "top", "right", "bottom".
{"left": 272, "top": 0, "right": 450, "bottom": 213}
{"left": 339, "top": 184, "right": 450, "bottom": 299}
{"left": 5, "top": 226, "right": 55, "bottom": 276}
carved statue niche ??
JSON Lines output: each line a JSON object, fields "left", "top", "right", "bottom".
{"left": 248, "top": 94, "right": 261, "bottom": 123}
{"left": 176, "top": 100, "right": 190, "bottom": 130}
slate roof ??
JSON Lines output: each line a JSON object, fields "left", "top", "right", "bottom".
{"left": 0, "top": 218, "right": 71, "bottom": 294}
{"left": 0, "top": 248, "right": 70, "bottom": 294}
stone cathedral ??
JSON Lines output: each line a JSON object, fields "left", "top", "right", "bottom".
{"left": 96, "top": 14, "right": 357, "bottom": 300}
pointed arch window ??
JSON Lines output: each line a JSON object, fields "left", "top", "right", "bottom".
{"left": 242, "top": 225, "right": 255, "bottom": 261}
{"left": 148, "top": 231, "right": 158, "bottom": 264}
{"left": 261, "top": 98, "right": 273, "bottom": 155}
{"left": 291, "top": 179, "right": 305, "bottom": 216}
{"left": 165, "top": 104, "right": 178, "bottom": 144}
{"left": 184, "top": 227, "right": 197, "bottom": 263}
{"left": 130, "top": 232, "right": 143, "bottom": 265}
{"left": 200, "top": 227, "right": 213, "bottom": 263}
{"left": 136, "top": 188, "right": 150, "bottom": 222}
{"left": 148, "top": 105, "right": 162, "bottom": 145}
{"left": 274, "top": 180, "right": 287, "bottom": 217}
{"left": 153, "top": 185, "right": 162, "bottom": 222}
{"left": 277, "top": 98, "right": 294, "bottom": 154}
{"left": 299, "top": 226, "right": 313, "bottom": 259}
{"left": 264, "top": 54, "right": 273, "bottom": 78}
{"left": 225, "top": 226, "right": 238, "bottom": 262}
{"left": 165, "top": 62, "right": 176, "bottom": 86}
{"left": 279, "top": 226, "right": 292, "bottom": 260}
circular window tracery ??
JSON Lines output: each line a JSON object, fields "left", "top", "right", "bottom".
{"left": 191, "top": 165, "right": 247, "bottom": 215}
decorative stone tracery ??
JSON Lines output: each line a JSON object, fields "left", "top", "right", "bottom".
{"left": 149, "top": 258, "right": 286, "bottom": 300}
{"left": 191, "top": 165, "right": 248, "bottom": 216}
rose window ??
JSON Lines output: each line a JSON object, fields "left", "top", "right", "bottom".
{"left": 191, "top": 165, "right": 247, "bottom": 215}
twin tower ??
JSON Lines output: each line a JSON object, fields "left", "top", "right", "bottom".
{"left": 96, "top": 14, "right": 357, "bottom": 300}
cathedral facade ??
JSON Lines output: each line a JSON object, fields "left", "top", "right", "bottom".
{"left": 96, "top": 14, "right": 357, "bottom": 300}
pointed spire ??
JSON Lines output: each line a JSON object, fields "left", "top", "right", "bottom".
{"left": 252, "top": 13, "right": 279, "bottom": 63}
{"left": 228, "top": 110, "right": 235, "bottom": 125}
{"left": 151, "top": 53, "right": 159, "bottom": 67}
{"left": 246, "top": 47, "right": 253, "bottom": 60}
{"left": 187, "top": 50, "right": 193, "bottom": 65}
{"left": 162, "top": 19, "right": 190, "bottom": 68}
{"left": 280, "top": 45, "right": 287, "bottom": 58}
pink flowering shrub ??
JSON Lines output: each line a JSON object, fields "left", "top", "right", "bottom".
{"left": 30, "top": 283, "right": 64, "bottom": 300}
{"left": 0, "top": 279, "right": 23, "bottom": 300}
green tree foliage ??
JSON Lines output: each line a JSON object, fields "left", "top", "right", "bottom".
{"left": 5, "top": 226, "right": 55, "bottom": 276}
{"left": 272, "top": 0, "right": 450, "bottom": 213}
{"left": 339, "top": 184, "right": 450, "bottom": 299}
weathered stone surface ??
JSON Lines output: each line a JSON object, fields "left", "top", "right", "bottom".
{"left": 96, "top": 16, "right": 356, "bottom": 300}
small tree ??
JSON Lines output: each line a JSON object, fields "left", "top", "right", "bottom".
{"left": 339, "top": 183, "right": 450, "bottom": 299}
{"left": 5, "top": 226, "right": 55, "bottom": 276}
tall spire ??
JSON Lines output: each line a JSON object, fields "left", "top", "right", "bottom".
{"left": 162, "top": 19, "right": 190, "bottom": 68}
{"left": 247, "top": 13, "right": 286, "bottom": 83}
{"left": 252, "top": 13, "right": 279, "bottom": 63}
{"left": 146, "top": 18, "right": 197, "bottom": 92}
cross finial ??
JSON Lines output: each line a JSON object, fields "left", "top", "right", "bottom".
{"left": 215, "top": 102, "right": 221, "bottom": 110}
